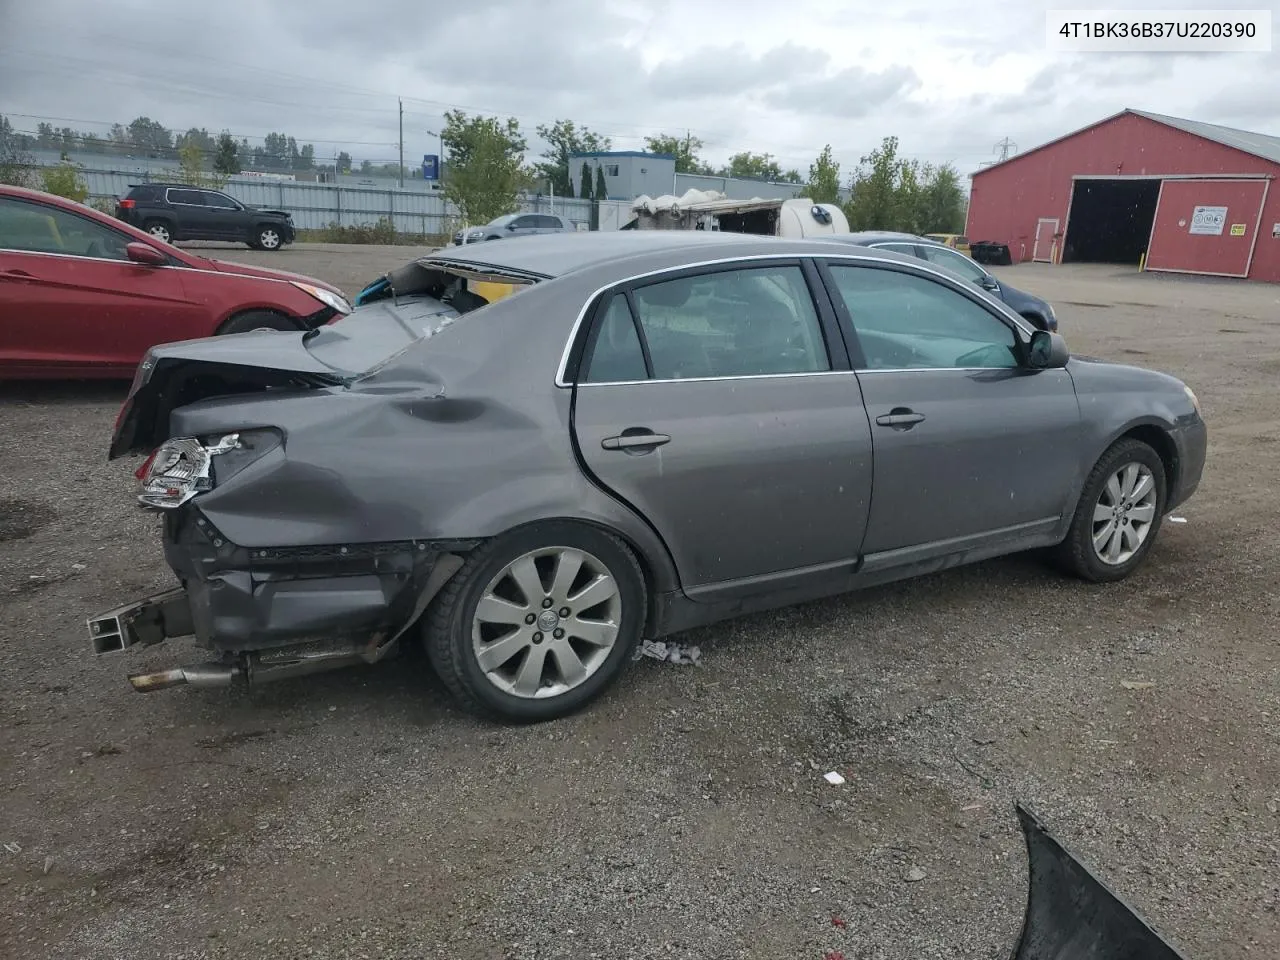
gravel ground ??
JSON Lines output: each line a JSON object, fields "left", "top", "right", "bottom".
{"left": 1, "top": 247, "right": 1278, "bottom": 960}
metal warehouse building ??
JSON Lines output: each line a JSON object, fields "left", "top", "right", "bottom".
{"left": 966, "top": 109, "right": 1280, "bottom": 281}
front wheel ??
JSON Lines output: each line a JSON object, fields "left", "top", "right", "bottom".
{"left": 424, "top": 523, "right": 646, "bottom": 722}
{"left": 1055, "top": 438, "right": 1166, "bottom": 582}
{"left": 253, "top": 225, "right": 283, "bottom": 250}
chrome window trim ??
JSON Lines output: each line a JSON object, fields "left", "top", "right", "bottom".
{"left": 163, "top": 188, "right": 205, "bottom": 207}
{"left": 553, "top": 251, "right": 1035, "bottom": 387}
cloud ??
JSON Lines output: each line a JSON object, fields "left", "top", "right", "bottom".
{"left": 763, "top": 64, "right": 922, "bottom": 119}
{"left": 1, "top": 0, "right": 1274, "bottom": 179}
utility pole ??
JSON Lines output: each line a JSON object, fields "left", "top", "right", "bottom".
{"left": 398, "top": 98, "right": 404, "bottom": 188}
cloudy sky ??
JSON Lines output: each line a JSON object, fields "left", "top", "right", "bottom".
{"left": 2, "top": 0, "right": 1278, "bottom": 179}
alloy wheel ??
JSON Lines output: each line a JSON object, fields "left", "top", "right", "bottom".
{"left": 148, "top": 224, "right": 171, "bottom": 243}
{"left": 1091, "top": 462, "right": 1157, "bottom": 565}
{"left": 259, "top": 228, "right": 281, "bottom": 249}
{"left": 471, "top": 547, "right": 622, "bottom": 699}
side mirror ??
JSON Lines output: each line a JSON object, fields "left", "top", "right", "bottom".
{"left": 1027, "top": 330, "right": 1069, "bottom": 369}
{"left": 126, "top": 242, "right": 167, "bottom": 266}
{"left": 507, "top": 222, "right": 518, "bottom": 230}
{"left": 979, "top": 275, "right": 999, "bottom": 291}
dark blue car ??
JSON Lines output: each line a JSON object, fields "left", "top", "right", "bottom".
{"left": 823, "top": 231, "right": 1058, "bottom": 331}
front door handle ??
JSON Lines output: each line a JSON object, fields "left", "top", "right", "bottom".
{"left": 875, "top": 408, "right": 926, "bottom": 430}
{"left": 601, "top": 429, "right": 671, "bottom": 452}
{"left": 1, "top": 268, "right": 36, "bottom": 280}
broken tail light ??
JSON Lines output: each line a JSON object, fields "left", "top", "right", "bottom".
{"left": 138, "top": 434, "right": 241, "bottom": 509}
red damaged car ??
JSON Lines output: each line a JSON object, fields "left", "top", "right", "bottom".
{"left": 0, "top": 184, "right": 351, "bottom": 379}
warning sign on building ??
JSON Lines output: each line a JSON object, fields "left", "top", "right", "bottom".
{"left": 1230, "top": 223, "right": 1247, "bottom": 236}
{"left": 1189, "top": 206, "right": 1228, "bottom": 235}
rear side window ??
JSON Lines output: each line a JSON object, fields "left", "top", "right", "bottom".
{"left": 166, "top": 189, "right": 204, "bottom": 205}
{"left": 535, "top": 215, "right": 561, "bottom": 229}
{"left": 597, "top": 265, "right": 829, "bottom": 380}
{"left": 583, "top": 295, "right": 647, "bottom": 383}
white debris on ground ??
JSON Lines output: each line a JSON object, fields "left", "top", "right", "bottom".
{"left": 823, "top": 771, "right": 846, "bottom": 786}
{"left": 1168, "top": 515, "right": 1188, "bottom": 523}
{"left": 636, "top": 639, "right": 702, "bottom": 665}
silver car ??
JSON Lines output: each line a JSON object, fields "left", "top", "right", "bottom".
{"left": 92, "top": 232, "right": 1206, "bottom": 721}
{"left": 452, "top": 212, "right": 575, "bottom": 245}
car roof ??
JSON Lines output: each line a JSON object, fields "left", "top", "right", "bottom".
{"left": 423, "top": 230, "right": 913, "bottom": 280}
{"left": 819, "top": 231, "right": 946, "bottom": 247}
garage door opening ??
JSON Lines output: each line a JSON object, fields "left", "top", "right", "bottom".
{"left": 1062, "top": 179, "right": 1161, "bottom": 265}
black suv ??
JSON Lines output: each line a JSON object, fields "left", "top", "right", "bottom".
{"left": 115, "top": 183, "right": 295, "bottom": 251}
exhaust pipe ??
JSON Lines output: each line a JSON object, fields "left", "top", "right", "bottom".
{"left": 128, "top": 663, "right": 241, "bottom": 692}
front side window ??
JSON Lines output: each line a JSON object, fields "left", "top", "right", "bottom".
{"left": 202, "top": 192, "right": 240, "bottom": 210}
{"left": 0, "top": 197, "right": 132, "bottom": 261}
{"left": 827, "top": 264, "right": 1017, "bottom": 370}
{"left": 920, "top": 244, "right": 987, "bottom": 284}
{"left": 626, "top": 265, "right": 829, "bottom": 380}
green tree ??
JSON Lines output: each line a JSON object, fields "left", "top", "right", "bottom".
{"left": 644, "top": 131, "right": 709, "bottom": 174}
{"left": 213, "top": 132, "right": 241, "bottom": 175}
{"left": 721, "top": 150, "right": 785, "bottom": 181}
{"left": 806, "top": 144, "right": 841, "bottom": 205}
{"left": 843, "top": 135, "right": 909, "bottom": 230}
{"left": 294, "top": 142, "right": 315, "bottom": 170}
{"left": 442, "top": 110, "right": 528, "bottom": 225}
{"left": 914, "top": 163, "right": 966, "bottom": 233}
{"left": 0, "top": 116, "right": 36, "bottom": 186}
{"left": 595, "top": 164, "right": 607, "bottom": 201}
{"left": 359, "top": 159, "right": 374, "bottom": 175}
{"left": 127, "top": 116, "right": 173, "bottom": 156}
{"left": 579, "top": 161, "right": 593, "bottom": 199}
{"left": 176, "top": 127, "right": 215, "bottom": 155}
{"left": 534, "top": 119, "right": 610, "bottom": 197}
{"left": 40, "top": 161, "right": 88, "bottom": 202}
{"left": 336, "top": 151, "right": 352, "bottom": 174}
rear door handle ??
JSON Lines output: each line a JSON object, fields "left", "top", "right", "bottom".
{"left": 875, "top": 409, "right": 926, "bottom": 429}
{"left": 601, "top": 430, "right": 671, "bottom": 452}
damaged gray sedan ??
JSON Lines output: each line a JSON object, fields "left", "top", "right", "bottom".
{"left": 91, "top": 232, "right": 1206, "bottom": 721}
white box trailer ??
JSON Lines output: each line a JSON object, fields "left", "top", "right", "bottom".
{"left": 627, "top": 189, "right": 849, "bottom": 238}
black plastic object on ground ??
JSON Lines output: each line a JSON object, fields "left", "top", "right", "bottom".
{"left": 1013, "top": 802, "right": 1189, "bottom": 959}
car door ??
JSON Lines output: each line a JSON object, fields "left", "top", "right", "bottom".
{"left": 571, "top": 260, "right": 874, "bottom": 601}
{"left": 820, "top": 259, "right": 1082, "bottom": 567}
{"left": 0, "top": 196, "right": 206, "bottom": 374}
{"left": 509, "top": 215, "right": 540, "bottom": 237}
{"left": 199, "top": 190, "right": 244, "bottom": 240}
{"left": 165, "top": 187, "right": 211, "bottom": 240}
{"left": 918, "top": 243, "right": 1002, "bottom": 298}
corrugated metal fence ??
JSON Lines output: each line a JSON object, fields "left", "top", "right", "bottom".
{"left": 76, "top": 167, "right": 627, "bottom": 234}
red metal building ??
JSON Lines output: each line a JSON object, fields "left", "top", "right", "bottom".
{"left": 966, "top": 109, "right": 1280, "bottom": 282}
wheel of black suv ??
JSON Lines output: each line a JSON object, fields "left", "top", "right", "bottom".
{"left": 1056, "top": 438, "right": 1167, "bottom": 583}
{"left": 424, "top": 522, "right": 646, "bottom": 722}
{"left": 144, "top": 220, "right": 172, "bottom": 244}
{"left": 253, "top": 225, "right": 283, "bottom": 250}
{"left": 217, "top": 310, "right": 299, "bottom": 335}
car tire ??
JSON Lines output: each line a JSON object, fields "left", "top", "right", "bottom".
{"left": 217, "top": 310, "right": 300, "bottom": 335}
{"left": 253, "top": 225, "right": 284, "bottom": 251}
{"left": 424, "top": 522, "right": 647, "bottom": 722}
{"left": 1055, "top": 438, "right": 1166, "bottom": 583}
{"left": 144, "top": 220, "right": 172, "bottom": 244}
